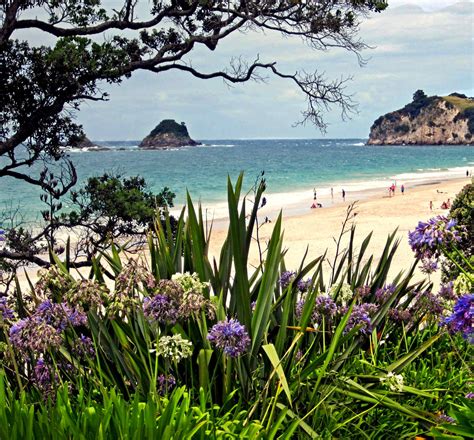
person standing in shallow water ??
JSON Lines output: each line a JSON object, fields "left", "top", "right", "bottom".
{"left": 342, "top": 189, "right": 346, "bottom": 201}
{"left": 401, "top": 184, "right": 405, "bottom": 195}
{"left": 331, "top": 187, "right": 334, "bottom": 199}
{"left": 313, "top": 188, "right": 317, "bottom": 200}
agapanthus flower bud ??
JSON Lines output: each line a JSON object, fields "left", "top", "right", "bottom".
{"left": 155, "top": 334, "right": 193, "bottom": 363}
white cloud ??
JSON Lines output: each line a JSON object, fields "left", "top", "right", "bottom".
{"left": 76, "top": 1, "right": 474, "bottom": 139}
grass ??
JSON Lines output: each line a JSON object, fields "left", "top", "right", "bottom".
{"left": 442, "top": 95, "right": 474, "bottom": 111}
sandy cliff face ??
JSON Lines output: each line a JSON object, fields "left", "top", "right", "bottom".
{"left": 368, "top": 98, "right": 473, "bottom": 145}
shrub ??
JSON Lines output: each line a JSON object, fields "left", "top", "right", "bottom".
{"left": 442, "top": 183, "right": 474, "bottom": 280}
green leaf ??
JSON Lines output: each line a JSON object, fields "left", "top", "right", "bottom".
{"left": 263, "top": 344, "right": 292, "bottom": 405}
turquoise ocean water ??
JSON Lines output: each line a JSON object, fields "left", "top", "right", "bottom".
{"left": 1, "top": 139, "right": 472, "bottom": 222}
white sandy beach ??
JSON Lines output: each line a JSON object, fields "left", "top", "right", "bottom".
{"left": 207, "top": 176, "right": 471, "bottom": 287}
{"left": 14, "top": 176, "right": 471, "bottom": 290}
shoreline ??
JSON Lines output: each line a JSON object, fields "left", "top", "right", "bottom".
{"left": 203, "top": 168, "right": 471, "bottom": 231}
{"left": 207, "top": 175, "right": 471, "bottom": 286}
{"left": 11, "top": 175, "right": 472, "bottom": 290}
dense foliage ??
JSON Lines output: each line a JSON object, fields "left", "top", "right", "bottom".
{"left": 400, "top": 89, "right": 438, "bottom": 119}
{"left": 442, "top": 182, "right": 474, "bottom": 281}
{"left": 0, "top": 175, "right": 472, "bottom": 439}
{"left": 148, "top": 120, "right": 190, "bottom": 138}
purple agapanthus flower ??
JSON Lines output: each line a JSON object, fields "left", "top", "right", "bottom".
{"left": 143, "top": 294, "right": 180, "bottom": 324}
{"left": 297, "top": 278, "right": 312, "bottom": 293}
{"left": 207, "top": 318, "right": 251, "bottom": 357}
{"left": 344, "top": 303, "right": 379, "bottom": 335}
{"left": 413, "top": 291, "right": 444, "bottom": 318}
{"left": 9, "top": 318, "right": 62, "bottom": 355}
{"left": 157, "top": 374, "right": 176, "bottom": 395}
{"left": 36, "top": 300, "right": 87, "bottom": 330}
{"left": 436, "top": 413, "right": 455, "bottom": 424}
{"left": 375, "top": 284, "right": 396, "bottom": 304}
{"left": 465, "top": 392, "right": 474, "bottom": 399}
{"left": 438, "top": 282, "right": 456, "bottom": 302}
{"left": 356, "top": 285, "right": 372, "bottom": 299}
{"left": 408, "top": 216, "right": 464, "bottom": 260}
{"left": 72, "top": 334, "right": 95, "bottom": 358}
{"left": 296, "top": 295, "right": 338, "bottom": 324}
{"left": 279, "top": 271, "right": 296, "bottom": 289}
{"left": 442, "top": 294, "right": 474, "bottom": 342}
{"left": 420, "top": 258, "right": 438, "bottom": 274}
{"left": 33, "top": 358, "right": 55, "bottom": 389}
{"left": 0, "top": 296, "right": 14, "bottom": 319}
{"left": 388, "top": 308, "right": 412, "bottom": 324}
{"left": 312, "top": 295, "right": 338, "bottom": 323}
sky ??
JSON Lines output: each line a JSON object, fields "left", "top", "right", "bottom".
{"left": 73, "top": 1, "right": 474, "bottom": 140}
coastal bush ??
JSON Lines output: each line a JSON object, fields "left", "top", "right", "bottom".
{"left": 441, "top": 182, "right": 474, "bottom": 281}
{"left": 1, "top": 175, "right": 472, "bottom": 438}
{"left": 401, "top": 90, "right": 437, "bottom": 119}
{"left": 149, "top": 120, "right": 190, "bottom": 138}
{"left": 0, "top": 174, "right": 176, "bottom": 289}
{"left": 67, "top": 173, "right": 176, "bottom": 251}
{"left": 394, "top": 123, "right": 410, "bottom": 134}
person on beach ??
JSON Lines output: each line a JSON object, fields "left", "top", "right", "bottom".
{"left": 467, "top": 170, "right": 469, "bottom": 177}
{"left": 430, "top": 200, "right": 433, "bottom": 211}
{"left": 310, "top": 202, "right": 317, "bottom": 209}
{"left": 331, "top": 187, "right": 334, "bottom": 199}
{"left": 313, "top": 188, "right": 317, "bottom": 200}
{"left": 342, "top": 189, "right": 346, "bottom": 201}
{"left": 401, "top": 184, "right": 405, "bottom": 195}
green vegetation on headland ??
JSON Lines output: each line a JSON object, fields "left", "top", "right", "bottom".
{"left": 443, "top": 94, "right": 474, "bottom": 111}
{"left": 368, "top": 90, "right": 474, "bottom": 145}
{"left": 1, "top": 175, "right": 472, "bottom": 439}
{"left": 149, "top": 119, "right": 190, "bottom": 138}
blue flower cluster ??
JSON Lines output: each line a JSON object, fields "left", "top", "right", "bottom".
{"left": 408, "top": 216, "right": 464, "bottom": 260}
{"left": 442, "top": 294, "right": 474, "bottom": 343}
{"left": 343, "top": 303, "right": 379, "bottom": 335}
{"left": 0, "top": 296, "right": 14, "bottom": 320}
{"left": 278, "top": 271, "right": 311, "bottom": 292}
{"left": 375, "top": 284, "right": 396, "bottom": 304}
{"left": 9, "top": 300, "right": 87, "bottom": 357}
{"left": 207, "top": 318, "right": 251, "bottom": 357}
{"left": 143, "top": 293, "right": 180, "bottom": 324}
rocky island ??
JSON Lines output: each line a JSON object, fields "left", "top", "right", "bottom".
{"left": 65, "top": 135, "right": 110, "bottom": 151}
{"left": 368, "top": 91, "right": 474, "bottom": 145}
{"left": 139, "top": 119, "right": 201, "bottom": 149}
